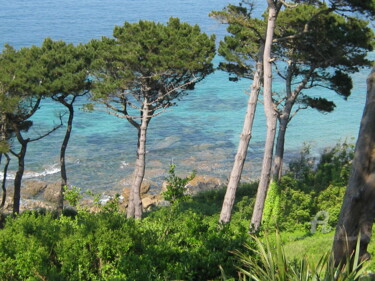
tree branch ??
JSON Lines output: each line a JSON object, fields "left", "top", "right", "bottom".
{"left": 29, "top": 114, "right": 63, "bottom": 142}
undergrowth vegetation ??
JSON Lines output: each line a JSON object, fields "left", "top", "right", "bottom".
{"left": 1, "top": 141, "right": 374, "bottom": 280}
{"left": 0, "top": 183, "right": 256, "bottom": 281}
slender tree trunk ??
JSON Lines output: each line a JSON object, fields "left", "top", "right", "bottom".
{"left": 272, "top": 98, "right": 294, "bottom": 181}
{"left": 13, "top": 141, "right": 28, "bottom": 214}
{"left": 127, "top": 101, "right": 150, "bottom": 219}
{"left": 219, "top": 57, "right": 263, "bottom": 223}
{"left": 272, "top": 116, "right": 287, "bottom": 181}
{"left": 333, "top": 67, "right": 375, "bottom": 265}
{"left": 272, "top": 63, "right": 314, "bottom": 181}
{"left": 250, "top": 0, "right": 279, "bottom": 231}
{"left": 0, "top": 114, "right": 9, "bottom": 209}
{"left": 0, "top": 113, "right": 6, "bottom": 166}
{"left": 57, "top": 101, "right": 75, "bottom": 212}
{"left": 1, "top": 153, "right": 10, "bottom": 208}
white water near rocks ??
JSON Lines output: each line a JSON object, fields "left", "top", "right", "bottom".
{"left": 0, "top": 0, "right": 372, "bottom": 193}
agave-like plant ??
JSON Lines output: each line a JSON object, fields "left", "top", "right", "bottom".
{"left": 231, "top": 232, "right": 369, "bottom": 281}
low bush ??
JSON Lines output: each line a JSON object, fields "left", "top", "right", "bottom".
{"left": 0, "top": 188, "right": 253, "bottom": 281}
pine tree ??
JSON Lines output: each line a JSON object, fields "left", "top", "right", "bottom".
{"left": 91, "top": 18, "right": 215, "bottom": 218}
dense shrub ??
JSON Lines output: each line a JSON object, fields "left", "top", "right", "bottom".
{"left": 266, "top": 141, "right": 354, "bottom": 232}
{"left": 0, "top": 190, "right": 252, "bottom": 281}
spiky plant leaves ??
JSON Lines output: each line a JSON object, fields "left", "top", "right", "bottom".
{"left": 234, "top": 232, "right": 369, "bottom": 281}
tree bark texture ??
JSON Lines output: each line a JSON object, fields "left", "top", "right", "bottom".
{"left": 250, "top": 0, "right": 278, "bottom": 231}
{"left": 57, "top": 102, "right": 74, "bottom": 211}
{"left": 127, "top": 101, "right": 150, "bottom": 219}
{"left": 219, "top": 59, "right": 263, "bottom": 223}
{"left": 333, "top": 66, "right": 375, "bottom": 265}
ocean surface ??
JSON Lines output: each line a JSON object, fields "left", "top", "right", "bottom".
{"left": 0, "top": 0, "right": 373, "bottom": 194}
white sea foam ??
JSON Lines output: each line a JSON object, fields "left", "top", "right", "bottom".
{"left": 120, "top": 161, "right": 129, "bottom": 169}
{"left": 0, "top": 163, "right": 60, "bottom": 180}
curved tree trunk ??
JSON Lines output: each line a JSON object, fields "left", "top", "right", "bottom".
{"left": 250, "top": 0, "right": 279, "bottom": 232}
{"left": 57, "top": 101, "right": 75, "bottom": 212}
{"left": 127, "top": 101, "right": 150, "bottom": 219}
{"left": 333, "top": 66, "right": 375, "bottom": 265}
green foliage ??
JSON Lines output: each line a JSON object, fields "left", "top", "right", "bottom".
{"left": 63, "top": 185, "right": 83, "bottom": 207}
{"left": 0, "top": 185, "right": 253, "bottom": 281}
{"left": 40, "top": 38, "right": 91, "bottom": 98}
{"left": 0, "top": 44, "right": 46, "bottom": 144}
{"left": 235, "top": 232, "right": 368, "bottom": 281}
{"left": 210, "top": 2, "right": 266, "bottom": 80}
{"left": 91, "top": 17, "right": 216, "bottom": 113}
{"left": 262, "top": 180, "right": 281, "bottom": 229}
{"left": 162, "top": 164, "right": 195, "bottom": 203}
{"left": 277, "top": 141, "right": 354, "bottom": 232}
{"left": 316, "top": 185, "right": 345, "bottom": 228}
{"left": 212, "top": 0, "right": 374, "bottom": 117}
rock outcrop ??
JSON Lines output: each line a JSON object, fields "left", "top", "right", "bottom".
{"left": 185, "top": 175, "right": 224, "bottom": 195}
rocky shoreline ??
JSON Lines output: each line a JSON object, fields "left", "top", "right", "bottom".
{"left": 1, "top": 174, "right": 227, "bottom": 214}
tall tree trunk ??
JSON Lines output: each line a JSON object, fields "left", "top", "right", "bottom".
{"left": 250, "top": 0, "right": 279, "bottom": 232}
{"left": 57, "top": 101, "right": 75, "bottom": 212}
{"left": 1, "top": 153, "right": 10, "bottom": 208}
{"left": 333, "top": 66, "right": 375, "bottom": 265}
{"left": 219, "top": 57, "right": 263, "bottom": 224}
{"left": 127, "top": 101, "right": 150, "bottom": 219}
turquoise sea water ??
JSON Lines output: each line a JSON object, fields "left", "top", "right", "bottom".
{"left": 0, "top": 1, "right": 372, "bottom": 193}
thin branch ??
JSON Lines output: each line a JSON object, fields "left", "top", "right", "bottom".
{"left": 22, "top": 97, "right": 42, "bottom": 121}
{"left": 29, "top": 114, "right": 63, "bottom": 143}
{"left": 273, "top": 61, "right": 287, "bottom": 80}
{"left": 279, "top": 0, "right": 297, "bottom": 8}
{"left": 289, "top": 105, "right": 308, "bottom": 122}
{"left": 291, "top": 65, "right": 316, "bottom": 99}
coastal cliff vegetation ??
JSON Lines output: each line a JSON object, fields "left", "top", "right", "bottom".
{"left": 0, "top": 0, "right": 374, "bottom": 279}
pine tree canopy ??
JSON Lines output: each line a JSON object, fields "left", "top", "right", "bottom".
{"left": 39, "top": 38, "right": 91, "bottom": 99}
{"left": 90, "top": 17, "right": 216, "bottom": 111}
{"left": 212, "top": 1, "right": 374, "bottom": 112}
{"left": 0, "top": 44, "right": 44, "bottom": 119}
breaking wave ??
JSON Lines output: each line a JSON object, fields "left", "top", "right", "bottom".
{"left": 0, "top": 163, "right": 60, "bottom": 181}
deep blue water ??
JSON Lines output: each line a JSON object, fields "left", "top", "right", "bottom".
{"left": 0, "top": 0, "right": 372, "bottom": 193}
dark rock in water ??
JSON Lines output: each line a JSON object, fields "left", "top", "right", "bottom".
{"left": 151, "top": 136, "right": 181, "bottom": 151}
{"left": 185, "top": 175, "right": 224, "bottom": 195}
{"left": 22, "top": 180, "right": 48, "bottom": 199}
